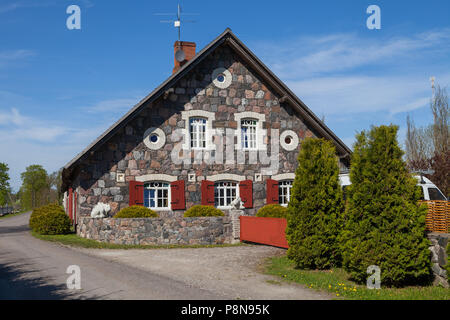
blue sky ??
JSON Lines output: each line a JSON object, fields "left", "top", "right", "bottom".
{"left": 1, "top": 0, "right": 449, "bottom": 191}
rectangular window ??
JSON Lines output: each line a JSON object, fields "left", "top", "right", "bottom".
{"left": 214, "top": 181, "right": 238, "bottom": 208}
{"left": 279, "top": 180, "right": 293, "bottom": 206}
{"left": 144, "top": 182, "right": 170, "bottom": 209}
{"left": 241, "top": 119, "right": 257, "bottom": 150}
{"left": 190, "top": 118, "right": 207, "bottom": 149}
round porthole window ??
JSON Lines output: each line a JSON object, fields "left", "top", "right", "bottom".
{"left": 143, "top": 127, "right": 166, "bottom": 150}
{"left": 217, "top": 74, "right": 225, "bottom": 83}
{"left": 212, "top": 68, "right": 232, "bottom": 89}
{"left": 280, "top": 130, "right": 299, "bottom": 151}
{"left": 150, "top": 134, "right": 159, "bottom": 143}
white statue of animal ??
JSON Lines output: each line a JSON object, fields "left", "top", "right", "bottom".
{"left": 90, "top": 202, "right": 111, "bottom": 218}
{"left": 230, "top": 197, "right": 244, "bottom": 210}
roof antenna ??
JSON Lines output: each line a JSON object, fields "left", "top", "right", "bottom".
{"left": 155, "top": 3, "right": 198, "bottom": 42}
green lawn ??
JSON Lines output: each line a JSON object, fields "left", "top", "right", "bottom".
{"left": 31, "top": 231, "right": 245, "bottom": 250}
{"left": 265, "top": 255, "right": 449, "bottom": 300}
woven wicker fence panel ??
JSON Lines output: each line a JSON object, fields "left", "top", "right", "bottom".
{"left": 420, "top": 200, "right": 450, "bottom": 233}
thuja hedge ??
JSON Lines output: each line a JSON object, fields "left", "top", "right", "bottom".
{"left": 338, "top": 125, "right": 431, "bottom": 287}
{"left": 286, "top": 138, "right": 344, "bottom": 270}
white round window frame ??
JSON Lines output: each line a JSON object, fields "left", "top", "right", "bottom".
{"left": 280, "top": 130, "right": 299, "bottom": 151}
{"left": 212, "top": 68, "right": 232, "bottom": 89}
{"left": 143, "top": 127, "right": 166, "bottom": 150}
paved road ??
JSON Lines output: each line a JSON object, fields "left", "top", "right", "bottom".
{"left": 0, "top": 212, "right": 224, "bottom": 299}
{"left": 0, "top": 212, "right": 329, "bottom": 300}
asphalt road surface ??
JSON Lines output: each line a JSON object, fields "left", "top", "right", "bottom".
{"left": 0, "top": 212, "right": 225, "bottom": 299}
{"left": 0, "top": 212, "right": 329, "bottom": 300}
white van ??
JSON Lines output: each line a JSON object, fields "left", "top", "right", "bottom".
{"left": 338, "top": 173, "right": 447, "bottom": 201}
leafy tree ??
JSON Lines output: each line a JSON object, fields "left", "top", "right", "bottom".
{"left": 0, "top": 163, "right": 11, "bottom": 206}
{"left": 20, "top": 165, "right": 49, "bottom": 209}
{"left": 406, "top": 84, "right": 449, "bottom": 196}
{"left": 48, "top": 169, "right": 63, "bottom": 205}
{"left": 340, "top": 125, "right": 431, "bottom": 287}
{"left": 286, "top": 138, "right": 344, "bottom": 269}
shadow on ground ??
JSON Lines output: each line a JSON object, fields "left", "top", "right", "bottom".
{"left": 0, "top": 253, "right": 111, "bottom": 300}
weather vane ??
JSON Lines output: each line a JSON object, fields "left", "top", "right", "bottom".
{"left": 155, "top": 3, "right": 198, "bottom": 42}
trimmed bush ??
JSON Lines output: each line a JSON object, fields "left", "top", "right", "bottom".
{"left": 29, "top": 203, "right": 64, "bottom": 230}
{"left": 184, "top": 205, "right": 224, "bottom": 217}
{"left": 286, "top": 138, "right": 344, "bottom": 270}
{"left": 256, "top": 204, "right": 288, "bottom": 218}
{"left": 339, "top": 125, "right": 431, "bottom": 287}
{"left": 30, "top": 203, "right": 72, "bottom": 235}
{"left": 114, "top": 205, "right": 158, "bottom": 218}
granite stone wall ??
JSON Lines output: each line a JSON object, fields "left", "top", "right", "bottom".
{"left": 77, "top": 216, "right": 235, "bottom": 245}
{"left": 428, "top": 233, "right": 449, "bottom": 287}
{"left": 70, "top": 44, "right": 348, "bottom": 217}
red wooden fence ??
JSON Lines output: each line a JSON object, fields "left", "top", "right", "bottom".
{"left": 239, "top": 216, "right": 289, "bottom": 248}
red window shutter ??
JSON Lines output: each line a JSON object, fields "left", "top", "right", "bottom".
{"left": 73, "top": 191, "right": 77, "bottom": 226}
{"left": 201, "top": 180, "right": 215, "bottom": 206}
{"left": 170, "top": 180, "right": 186, "bottom": 210}
{"left": 129, "top": 181, "right": 144, "bottom": 206}
{"left": 68, "top": 188, "right": 73, "bottom": 222}
{"left": 266, "top": 179, "right": 279, "bottom": 204}
{"left": 239, "top": 180, "right": 253, "bottom": 208}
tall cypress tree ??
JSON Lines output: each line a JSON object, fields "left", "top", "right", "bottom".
{"left": 339, "top": 125, "right": 431, "bottom": 287}
{"left": 286, "top": 138, "right": 344, "bottom": 269}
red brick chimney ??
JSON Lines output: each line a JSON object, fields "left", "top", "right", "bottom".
{"left": 173, "top": 41, "right": 196, "bottom": 74}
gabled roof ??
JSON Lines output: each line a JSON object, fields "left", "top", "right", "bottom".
{"left": 62, "top": 28, "right": 351, "bottom": 179}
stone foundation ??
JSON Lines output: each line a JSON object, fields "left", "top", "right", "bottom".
{"left": 428, "top": 233, "right": 449, "bottom": 288}
{"left": 77, "top": 216, "right": 236, "bottom": 246}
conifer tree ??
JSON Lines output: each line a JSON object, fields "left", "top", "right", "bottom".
{"left": 286, "top": 138, "right": 344, "bottom": 269}
{"left": 339, "top": 125, "right": 431, "bottom": 287}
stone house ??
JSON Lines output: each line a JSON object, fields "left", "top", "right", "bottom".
{"left": 61, "top": 28, "right": 351, "bottom": 223}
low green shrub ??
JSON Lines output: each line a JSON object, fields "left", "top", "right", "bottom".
{"left": 30, "top": 203, "right": 72, "bottom": 235}
{"left": 256, "top": 204, "right": 288, "bottom": 218}
{"left": 29, "top": 203, "right": 63, "bottom": 230}
{"left": 184, "top": 205, "right": 224, "bottom": 217}
{"left": 114, "top": 205, "right": 158, "bottom": 218}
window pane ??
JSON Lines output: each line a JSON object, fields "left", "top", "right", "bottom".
{"left": 428, "top": 188, "right": 446, "bottom": 201}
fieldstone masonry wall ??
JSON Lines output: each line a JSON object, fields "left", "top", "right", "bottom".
{"left": 428, "top": 233, "right": 449, "bottom": 287}
{"left": 71, "top": 44, "right": 348, "bottom": 218}
{"left": 77, "top": 216, "right": 236, "bottom": 246}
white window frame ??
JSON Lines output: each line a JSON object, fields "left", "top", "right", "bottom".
{"left": 144, "top": 181, "right": 171, "bottom": 211}
{"left": 278, "top": 180, "right": 293, "bottom": 207}
{"left": 234, "top": 112, "right": 266, "bottom": 150}
{"left": 189, "top": 117, "right": 207, "bottom": 149}
{"left": 240, "top": 119, "right": 258, "bottom": 150}
{"left": 214, "top": 181, "right": 240, "bottom": 209}
{"left": 181, "top": 110, "right": 216, "bottom": 151}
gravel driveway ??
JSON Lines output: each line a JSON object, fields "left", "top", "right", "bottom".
{"left": 76, "top": 245, "right": 330, "bottom": 300}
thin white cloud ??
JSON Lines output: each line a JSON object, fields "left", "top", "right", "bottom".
{"left": 86, "top": 98, "right": 140, "bottom": 113}
{"left": 0, "top": 107, "right": 26, "bottom": 125}
{"left": 0, "top": 49, "right": 35, "bottom": 68}
{"left": 0, "top": 108, "right": 68, "bottom": 142}
{"left": 0, "top": 1, "right": 54, "bottom": 14}
{"left": 254, "top": 29, "right": 450, "bottom": 79}
{"left": 287, "top": 75, "right": 436, "bottom": 115}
